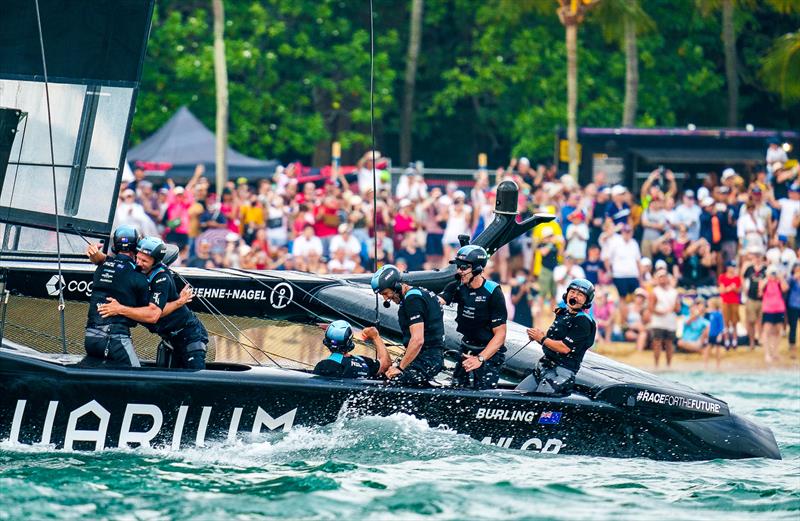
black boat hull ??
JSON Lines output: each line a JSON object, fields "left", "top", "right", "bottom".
{"left": 0, "top": 347, "right": 781, "bottom": 461}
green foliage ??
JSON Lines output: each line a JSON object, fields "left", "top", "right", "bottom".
{"left": 132, "top": 0, "right": 799, "bottom": 167}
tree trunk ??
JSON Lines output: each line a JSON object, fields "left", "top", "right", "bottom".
{"left": 212, "top": 0, "right": 229, "bottom": 191}
{"left": 566, "top": 22, "right": 579, "bottom": 179}
{"left": 722, "top": 0, "right": 738, "bottom": 127}
{"left": 622, "top": 13, "right": 638, "bottom": 127}
{"left": 400, "top": 0, "right": 424, "bottom": 166}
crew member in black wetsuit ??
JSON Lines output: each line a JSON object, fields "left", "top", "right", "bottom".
{"left": 313, "top": 321, "right": 390, "bottom": 378}
{"left": 520, "top": 278, "right": 596, "bottom": 394}
{"left": 371, "top": 264, "right": 445, "bottom": 386}
{"left": 84, "top": 225, "right": 150, "bottom": 367}
{"left": 439, "top": 245, "right": 507, "bottom": 389}
{"left": 98, "top": 237, "right": 209, "bottom": 369}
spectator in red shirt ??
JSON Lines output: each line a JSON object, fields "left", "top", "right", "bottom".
{"left": 717, "top": 260, "right": 742, "bottom": 349}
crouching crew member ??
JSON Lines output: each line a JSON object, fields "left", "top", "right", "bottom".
{"left": 371, "top": 264, "right": 445, "bottom": 386}
{"left": 313, "top": 321, "right": 390, "bottom": 378}
{"left": 84, "top": 225, "right": 150, "bottom": 367}
{"left": 439, "top": 245, "right": 507, "bottom": 389}
{"left": 98, "top": 237, "right": 208, "bottom": 369}
{"left": 521, "top": 279, "right": 596, "bottom": 394}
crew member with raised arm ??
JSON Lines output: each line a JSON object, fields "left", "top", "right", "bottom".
{"left": 313, "top": 321, "right": 390, "bottom": 378}
{"left": 371, "top": 264, "right": 445, "bottom": 386}
{"left": 438, "top": 245, "right": 507, "bottom": 389}
{"left": 84, "top": 225, "right": 150, "bottom": 367}
{"left": 521, "top": 278, "right": 596, "bottom": 394}
{"left": 96, "top": 237, "right": 208, "bottom": 369}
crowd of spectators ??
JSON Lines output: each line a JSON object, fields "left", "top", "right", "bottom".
{"left": 115, "top": 142, "right": 800, "bottom": 368}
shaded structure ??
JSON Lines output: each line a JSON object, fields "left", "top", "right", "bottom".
{"left": 128, "top": 106, "right": 278, "bottom": 182}
{"left": 556, "top": 127, "right": 800, "bottom": 190}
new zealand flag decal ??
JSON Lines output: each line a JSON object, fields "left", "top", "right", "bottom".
{"left": 538, "top": 411, "right": 562, "bottom": 424}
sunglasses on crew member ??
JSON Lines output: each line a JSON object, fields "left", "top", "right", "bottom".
{"left": 456, "top": 263, "right": 472, "bottom": 271}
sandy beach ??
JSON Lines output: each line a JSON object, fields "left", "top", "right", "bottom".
{"left": 595, "top": 341, "right": 800, "bottom": 372}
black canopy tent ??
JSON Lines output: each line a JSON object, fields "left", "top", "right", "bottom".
{"left": 127, "top": 106, "right": 278, "bottom": 182}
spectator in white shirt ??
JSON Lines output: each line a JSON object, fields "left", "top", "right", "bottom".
{"left": 602, "top": 224, "right": 642, "bottom": 299}
{"left": 774, "top": 183, "right": 800, "bottom": 249}
{"left": 564, "top": 209, "right": 589, "bottom": 262}
{"left": 292, "top": 223, "right": 323, "bottom": 258}
{"left": 327, "top": 248, "right": 357, "bottom": 274}
{"left": 673, "top": 189, "right": 702, "bottom": 241}
{"left": 329, "top": 223, "right": 362, "bottom": 260}
{"left": 554, "top": 255, "right": 587, "bottom": 299}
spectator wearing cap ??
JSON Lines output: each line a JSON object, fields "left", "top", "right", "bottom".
{"left": 759, "top": 265, "right": 788, "bottom": 364}
{"left": 393, "top": 199, "right": 418, "bottom": 251}
{"left": 699, "top": 196, "right": 724, "bottom": 255}
{"left": 602, "top": 224, "right": 641, "bottom": 299}
{"left": 772, "top": 183, "right": 800, "bottom": 249}
{"left": 604, "top": 185, "right": 631, "bottom": 227}
{"left": 766, "top": 138, "right": 788, "bottom": 176}
{"left": 640, "top": 195, "right": 670, "bottom": 258}
{"left": 564, "top": 209, "right": 589, "bottom": 262}
{"left": 329, "top": 224, "right": 362, "bottom": 261}
{"left": 771, "top": 159, "right": 799, "bottom": 199}
{"left": 441, "top": 190, "right": 472, "bottom": 267}
{"left": 741, "top": 246, "right": 767, "bottom": 350}
{"left": 737, "top": 189, "right": 770, "bottom": 253}
{"left": 647, "top": 268, "right": 680, "bottom": 368}
{"left": 721, "top": 167, "right": 745, "bottom": 194}
{"left": 717, "top": 260, "right": 742, "bottom": 349}
{"left": 674, "top": 189, "right": 702, "bottom": 241}
{"left": 766, "top": 235, "right": 797, "bottom": 278}
{"left": 639, "top": 257, "right": 654, "bottom": 286}
{"left": 714, "top": 187, "right": 739, "bottom": 265}
{"left": 357, "top": 150, "right": 385, "bottom": 195}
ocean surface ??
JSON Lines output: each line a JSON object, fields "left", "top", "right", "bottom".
{"left": 1, "top": 371, "right": 798, "bottom": 521}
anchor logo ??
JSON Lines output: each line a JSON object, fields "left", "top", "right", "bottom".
{"left": 269, "top": 282, "right": 293, "bottom": 309}
{"left": 46, "top": 274, "right": 65, "bottom": 296}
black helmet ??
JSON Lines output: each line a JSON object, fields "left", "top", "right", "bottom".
{"left": 564, "top": 278, "right": 595, "bottom": 309}
{"left": 371, "top": 264, "right": 403, "bottom": 293}
{"left": 323, "top": 320, "right": 355, "bottom": 353}
{"left": 111, "top": 225, "right": 141, "bottom": 254}
{"left": 137, "top": 236, "right": 168, "bottom": 264}
{"left": 450, "top": 245, "right": 488, "bottom": 274}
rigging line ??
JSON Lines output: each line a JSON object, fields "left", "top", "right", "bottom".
{"left": 368, "top": 0, "right": 380, "bottom": 328}
{"left": 34, "top": 0, "right": 67, "bottom": 355}
{"left": 168, "top": 269, "right": 284, "bottom": 368}
{"left": 210, "top": 266, "right": 380, "bottom": 334}
{"left": 209, "top": 267, "right": 405, "bottom": 348}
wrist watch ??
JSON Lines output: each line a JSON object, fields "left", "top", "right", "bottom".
{"left": 392, "top": 360, "right": 402, "bottom": 369}
{"left": 477, "top": 355, "right": 485, "bottom": 364}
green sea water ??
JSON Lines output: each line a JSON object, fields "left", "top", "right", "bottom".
{"left": 1, "top": 371, "right": 798, "bottom": 521}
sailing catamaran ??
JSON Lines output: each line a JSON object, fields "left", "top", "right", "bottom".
{"left": 0, "top": 0, "right": 781, "bottom": 461}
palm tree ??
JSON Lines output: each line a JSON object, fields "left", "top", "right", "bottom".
{"left": 400, "top": 0, "right": 424, "bottom": 166}
{"left": 212, "top": 0, "right": 229, "bottom": 190}
{"left": 760, "top": 30, "right": 800, "bottom": 105}
{"left": 591, "top": 0, "right": 654, "bottom": 127}
{"left": 557, "top": 0, "right": 599, "bottom": 179}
